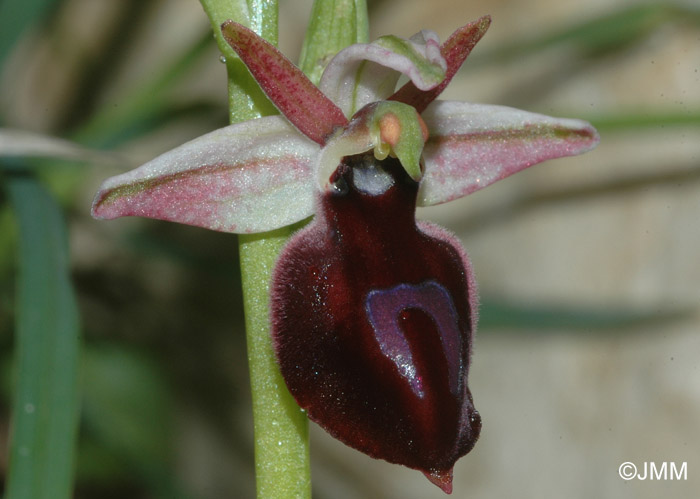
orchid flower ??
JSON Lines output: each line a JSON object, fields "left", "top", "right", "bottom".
{"left": 92, "top": 16, "right": 598, "bottom": 493}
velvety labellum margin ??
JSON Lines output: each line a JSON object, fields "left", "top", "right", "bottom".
{"left": 270, "top": 154, "right": 481, "bottom": 493}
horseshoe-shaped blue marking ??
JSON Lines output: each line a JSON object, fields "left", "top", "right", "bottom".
{"left": 365, "top": 281, "right": 462, "bottom": 398}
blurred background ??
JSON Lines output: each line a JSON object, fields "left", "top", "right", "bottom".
{"left": 1, "top": 0, "right": 699, "bottom": 498}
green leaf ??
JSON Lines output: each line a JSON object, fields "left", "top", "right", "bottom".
{"left": 80, "top": 344, "right": 188, "bottom": 499}
{"left": 4, "top": 171, "right": 80, "bottom": 499}
{"left": 475, "top": 3, "right": 700, "bottom": 63}
{"left": 0, "top": 127, "right": 123, "bottom": 165}
{"left": 0, "top": 0, "right": 61, "bottom": 67}
{"left": 480, "top": 298, "right": 690, "bottom": 333}
{"left": 298, "top": 0, "right": 369, "bottom": 84}
{"left": 587, "top": 110, "right": 700, "bottom": 132}
{"left": 73, "top": 30, "right": 217, "bottom": 148}
{"left": 81, "top": 345, "right": 171, "bottom": 471}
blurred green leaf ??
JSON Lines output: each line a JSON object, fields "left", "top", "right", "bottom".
{"left": 80, "top": 343, "right": 188, "bottom": 499}
{"left": 480, "top": 298, "right": 690, "bottom": 333}
{"left": 74, "top": 29, "right": 218, "bottom": 148}
{"left": 4, "top": 170, "right": 80, "bottom": 499}
{"left": 80, "top": 344, "right": 172, "bottom": 467}
{"left": 475, "top": 3, "right": 700, "bottom": 63}
{"left": 0, "top": 205, "right": 17, "bottom": 279}
{"left": 0, "top": 127, "right": 125, "bottom": 164}
{"left": 82, "top": 100, "right": 225, "bottom": 149}
{"left": 0, "top": 0, "right": 61, "bottom": 67}
{"left": 299, "top": 0, "right": 369, "bottom": 84}
{"left": 588, "top": 111, "right": 700, "bottom": 132}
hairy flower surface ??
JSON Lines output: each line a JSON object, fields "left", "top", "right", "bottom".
{"left": 92, "top": 16, "right": 598, "bottom": 493}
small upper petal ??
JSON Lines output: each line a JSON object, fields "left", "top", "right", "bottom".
{"left": 418, "top": 100, "right": 599, "bottom": 206}
{"left": 92, "top": 116, "right": 319, "bottom": 233}
{"left": 319, "top": 30, "right": 446, "bottom": 118}
{"left": 390, "top": 16, "right": 491, "bottom": 113}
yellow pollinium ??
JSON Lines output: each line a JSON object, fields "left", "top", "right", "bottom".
{"left": 369, "top": 102, "right": 428, "bottom": 181}
{"left": 316, "top": 101, "right": 429, "bottom": 189}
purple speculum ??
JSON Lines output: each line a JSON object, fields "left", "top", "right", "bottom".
{"left": 366, "top": 280, "right": 462, "bottom": 399}
{"left": 271, "top": 154, "right": 480, "bottom": 489}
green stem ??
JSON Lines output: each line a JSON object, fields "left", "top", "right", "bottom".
{"left": 199, "top": 0, "right": 278, "bottom": 123}
{"left": 198, "top": 1, "right": 369, "bottom": 497}
{"left": 198, "top": 1, "right": 310, "bottom": 498}
{"left": 238, "top": 225, "right": 310, "bottom": 498}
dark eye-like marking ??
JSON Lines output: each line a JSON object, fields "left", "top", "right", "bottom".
{"left": 365, "top": 281, "right": 461, "bottom": 398}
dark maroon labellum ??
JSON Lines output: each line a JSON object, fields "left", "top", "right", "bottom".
{"left": 271, "top": 154, "right": 480, "bottom": 493}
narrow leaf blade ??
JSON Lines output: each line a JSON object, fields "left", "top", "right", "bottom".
{"left": 0, "top": 128, "right": 122, "bottom": 165}
{"left": 5, "top": 172, "right": 80, "bottom": 499}
{"left": 0, "top": 0, "right": 61, "bottom": 66}
{"left": 298, "top": 0, "right": 369, "bottom": 85}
